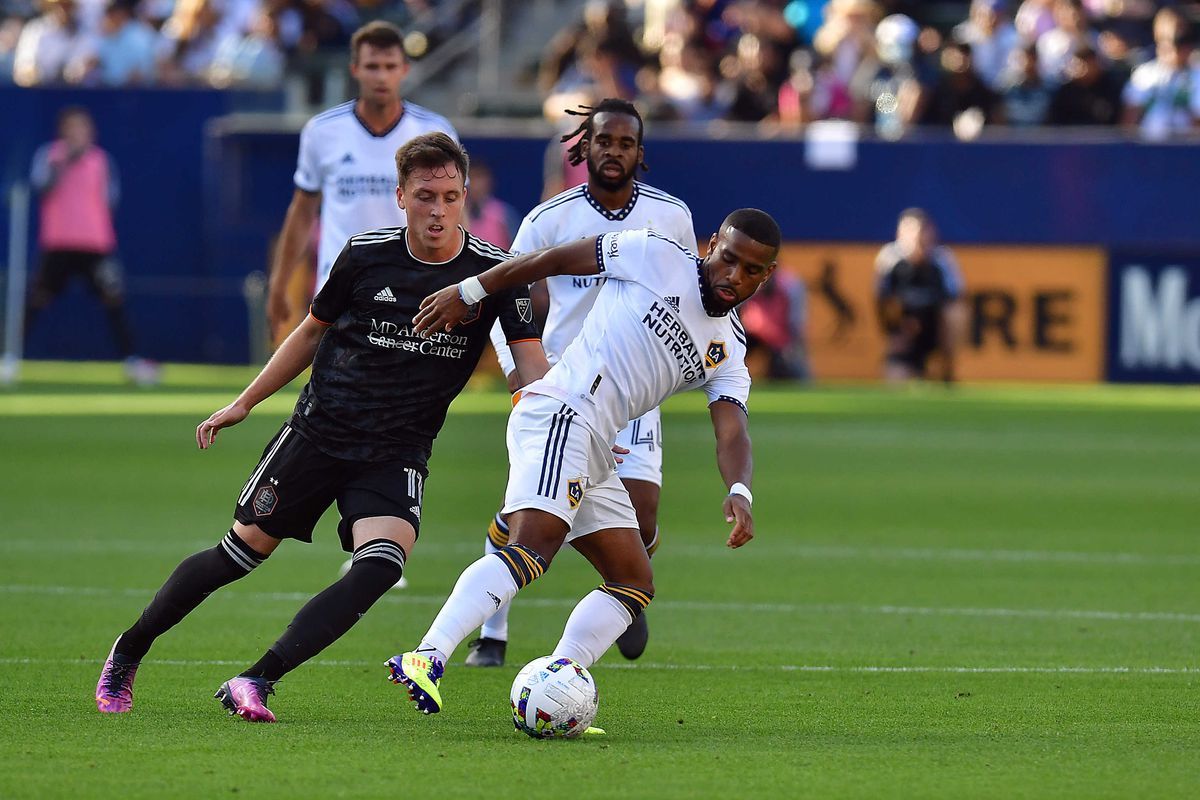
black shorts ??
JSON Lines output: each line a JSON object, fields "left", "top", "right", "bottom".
{"left": 30, "top": 250, "right": 124, "bottom": 305}
{"left": 233, "top": 424, "right": 427, "bottom": 552}
{"left": 885, "top": 314, "right": 940, "bottom": 374}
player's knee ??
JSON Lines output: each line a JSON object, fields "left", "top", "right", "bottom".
{"left": 347, "top": 538, "right": 406, "bottom": 596}
{"left": 599, "top": 580, "right": 654, "bottom": 620}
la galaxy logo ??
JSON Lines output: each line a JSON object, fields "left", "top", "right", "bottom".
{"left": 567, "top": 478, "right": 585, "bottom": 510}
{"left": 515, "top": 298, "right": 532, "bottom": 324}
{"left": 705, "top": 340, "right": 728, "bottom": 369}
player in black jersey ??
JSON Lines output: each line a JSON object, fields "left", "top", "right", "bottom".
{"left": 93, "top": 133, "right": 547, "bottom": 722}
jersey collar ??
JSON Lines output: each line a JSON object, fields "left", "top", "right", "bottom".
{"left": 353, "top": 102, "right": 404, "bottom": 139}
{"left": 404, "top": 226, "right": 467, "bottom": 265}
{"left": 583, "top": 183, "right": 639, "bottom": 221}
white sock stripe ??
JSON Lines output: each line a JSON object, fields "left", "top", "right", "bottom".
{"left": 219, "top": 535, "right": 258, "bottom": 572}
{"left": 238, "top": 427, "right": 291, "bottom": 506}
{"left": 353, "top": 541, "right": 406, "bottom": 568}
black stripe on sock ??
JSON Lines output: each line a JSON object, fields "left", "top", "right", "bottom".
{"left": 599, "top": 581, "right": 654, "bottom": 621}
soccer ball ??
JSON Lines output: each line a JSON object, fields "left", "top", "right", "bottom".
{"left": 509, "top": 656, "right": 598, "bottom": 739}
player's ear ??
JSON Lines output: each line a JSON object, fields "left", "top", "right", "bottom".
{"left": 396, "top": 185, "right": 406, "bottom": 211}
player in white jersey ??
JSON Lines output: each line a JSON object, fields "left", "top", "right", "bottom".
{"left": 385, "top": 209, "right": 779, "bottom": 719}
{"left": 266, "top": 20, "right": 457, "bottom": 340}
{"left": 469, "top": 99, "right": 697, "bottom": 667}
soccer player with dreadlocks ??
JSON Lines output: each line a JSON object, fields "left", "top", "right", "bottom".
{"left": 466, "top": 98, "right": 697, "bottom": 668}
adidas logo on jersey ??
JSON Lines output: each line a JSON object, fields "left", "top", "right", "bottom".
{"left": 341, "top": 153, "right": 355, "bottom": 164}
{"left": 664, "top": 295, "right": 680, "bottom": 313}
{"left": 374, "top": 287, "right": 397, "bottom": 302}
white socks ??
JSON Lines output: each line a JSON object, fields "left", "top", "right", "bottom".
{"left": 479, "top": 537, "right": 512, "bottom": 641}
{"left": 551, "top": 589, "right": 632, "bottom": 668}
{"left": 419, "top": 554, "right": 520, "bottom": 663}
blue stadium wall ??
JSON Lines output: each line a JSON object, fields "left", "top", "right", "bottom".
{"left": 2, "top": 89, "right": 1197, "bottom": 381}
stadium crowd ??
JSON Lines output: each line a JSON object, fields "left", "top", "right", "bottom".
{"left": 540, "top": 0, "right": 1200, "bottom": 137}
{"left": 5, "top": 0, "right": 1198, "bottom": 135}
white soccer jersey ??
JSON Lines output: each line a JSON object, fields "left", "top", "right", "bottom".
{"left": 524, "top": 228, "right": 751, "bottom": 446}
{"left": 489, "top": 181, "right": 696, "bottom": 373}
{"left": 293, "top": 100, "right": 458, "bottom": 289}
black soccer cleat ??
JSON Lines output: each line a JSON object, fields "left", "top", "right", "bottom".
{"left": 463, "top": 637, "right": 506, "bottom": 667}
{"left": 616, "top": 611, "right": 649, "bottom": 660}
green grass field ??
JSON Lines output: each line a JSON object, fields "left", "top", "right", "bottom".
{"left": 1, "top": 362, "right": 1198, "bottom": 798}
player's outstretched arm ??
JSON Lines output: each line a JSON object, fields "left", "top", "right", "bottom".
{"left": 413, "top": 237, "right": 600, "bottom": 334}
{"left": 710, "top": 400, "right": 755, "bottom": 549}
{"left": 196, "top": 314, "right": 326, "bottom": 450}
{"left": 267, "top": 188, "right": 321, "bottom": 340}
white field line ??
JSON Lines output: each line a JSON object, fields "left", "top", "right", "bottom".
{"left": 3, "top": 583, "right": 1199, "bottom": 623}
{"left": 0, "top": 656, "right": 1195, "bottom": 675}
{"left": 2, "top": 538, "right": 1198, "bottom": 567}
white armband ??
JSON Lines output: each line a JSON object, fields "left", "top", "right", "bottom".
{"left": 459, "top": 275, "right": 489, "bottom": 305}
{"left": 728, "top": 482, "right": 753, "bottom": 506}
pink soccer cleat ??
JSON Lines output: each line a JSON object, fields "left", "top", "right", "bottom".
{"left": 95, "top": 639, "right": 139, "bottom": 713}
{"left": 214, "top": 676, "right": 277, "bottom": 723}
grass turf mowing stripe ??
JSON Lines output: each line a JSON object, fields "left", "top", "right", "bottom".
{"left": 4, "top": 583, "right": 1199, "bottom": 623}
{"left": 3, "top": 656, "right": 1196, "bottom": 675}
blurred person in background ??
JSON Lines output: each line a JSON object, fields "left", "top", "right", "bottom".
{"left": 952, "top": 0, "right": 1019, "bottom": 91}
{"left": 1035, "top": 0, "right": 1094, "bottom": 85}
{"left": 12, "top": 0, "right": 85, "bottom": 85}
{"left": 657, "top": 30, "right": 729, "bottom": 121}
{"left": 155, "top": 0, "right": 223, "bottom": 84}
{"left": 1121, "top": 8, "right": 1200, "bottom": 139}
{"left": 266, "top": 19, "right": 456, "bottom": 340}
{"left": 776, "top": 48, "right": 853, "bottom": 126}
{"left": 25, "top": 107, "right": 158, "bottom": 385}
{"left": 850, "top": 13, "right": 925, "bottom": 136}
{"left": 1015, "top": 0, "right": 1055, "bottom": 41}
{"left": 1000, "top": 41, "right": 1052, "bottom": 125}
{"left": 1047, "top": 42, "right": 1123, "bottom": 124}
{"left": 739, "top": 268, "right": 810, "bottom": 381}
{"left": 875, "top": 208, "right": 965, "bottom": 384}
{"left": 921, "top": 39, "right": 1004, "bottom": 135}
{"left": 65, "top": 0, "right": 156, "bottom": 85}
{"left": 463, "top": 159, "right": 518, "bottom": 251}
{"left": 208, "top": 6, "right": 285, "bottom": 88}
{"left": 814, "top": 0, "right": 881, "bottom": 109}
{"left": 0, "top": 16, "right": 24, "bottom": 83}
{"left": 723, "top": 31, "right": 785, "bottom": 121}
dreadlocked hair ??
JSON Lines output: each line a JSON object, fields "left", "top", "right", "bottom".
{"left": 560, "top": 98, "right": 649, "bottom": 172}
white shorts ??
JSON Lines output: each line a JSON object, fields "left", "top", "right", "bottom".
{"left": 502, "top": 393, "right": 640, "bottom": 541}
{"left": 614, "top": 407, "right": 663, "bottom": 486}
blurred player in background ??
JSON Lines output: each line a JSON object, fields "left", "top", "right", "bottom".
{"left": 266, "top": 20, "right": 457, "bottom": 340}
{"left": 467, "top": 98, "right": 697, "bottom": 668}
{"left": 25, "top": 106, "right": 158, "bottom": 385}
{"left": 94, "top": 134, "right": 547, "bottom": 723}
{"left": 875, "top": 207, "right": 966, "bottom": 383}
{"left": 388, "top": 209, "right": 778, "bottom": 720}
{"left": 463, "top": 158, "right": 518, "bottom": 250}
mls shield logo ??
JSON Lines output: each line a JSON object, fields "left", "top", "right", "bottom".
{"left": 566, "top": 478, "right": 585, "bottom": 510}
{"left": 515, "top": 298, "right": 533, "bottom": 324}
{"left": 460, "top": 302, "right": 481, "bottom": 325}
{"left": 705, "top": 340, "right": 728, "bottom": 369}
{"left": 253, "top": 486, "right": 279, "bottom": 516}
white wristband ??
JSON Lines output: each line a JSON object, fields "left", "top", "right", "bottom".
{"left": 728, "top": 482, "right": 753, "bottom": 506}
{"left": 458, "top": 275, "right": 489, "bottom": 305}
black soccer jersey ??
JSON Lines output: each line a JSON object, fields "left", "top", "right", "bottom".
{"left": 291, "top": 226, "right": 539, "bottom": 463}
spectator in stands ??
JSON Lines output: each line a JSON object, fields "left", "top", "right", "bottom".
{"left": 850, "top": 13, "right": 924, "bottom": 137}
{"left": 875, "top": 208, "right": 966, "bottom": 384}
{"left": 1122, "top": 9, "right": 1200, "bottom": 139}
{"left": 777, "top": 48, "right": 854, "bottom": 127}
{"left": 208, "top": 6, "right": 285, "bottom": 88}
{"left": 1000, "top": 42, "right": 1052, "bottom": 125}
{"left": 1036, "top": 0, "right": 1093, "bottom": 86}
{"left": 464, "top": 159, "right": 518, "bottom": 251}
{"left": 723, "top": 32, "right": 784, "bottom": 121}
{"left": 921, "top": 40, "right": 1004, "bottom": 134}
{"left": 952, "top": 0, "right": 1019, "bottom": 91}
{"left": 739, "top": 268, "right": 810, "bottom": 381}
{"left": 66, "top": 0, "right": 156, "bottom": 86}
{"left": 1047, "top": 43, "right": 1123, "bottom": 125}
{"left": 1015, "top": 0, "right": 1055, "bottom": 41}
{"left": 814, "top": 0, "right": 880, "bottom": 97}
{"left": 156, "top": 0, "right": 224, "bottom": 85}
{"left": 25, "top": 107, "right": 158, "bottom": 384}
{"left": 12, "top": 0, "right": 85, "bottom": 85}
{"left": 658, "top": 31, "right": 729, "bottom": 122}
{"left": 0, "top": 16, "right": 23, "bottom": 83}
